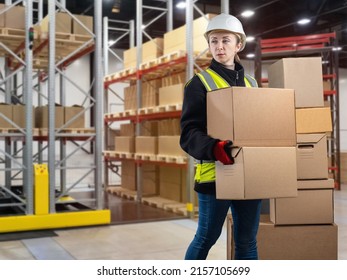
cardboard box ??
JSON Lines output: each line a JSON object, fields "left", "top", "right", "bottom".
{"left": 143, "top": 38, "right": 163, "bottom": 62}
{"left": 64, "top": 106, "right": 85, "bottom": 128}
{"left": 227, "top": 215, "right": 338, "bottom": 260}
{"left": 121, "top": 161, "right": 136, "bottom": 190}
{"left": 135, "top": 136, "right": 158, "bottom": 154}
{"left": 140, "top": 121, "right": 158, "bottom": 136}
{"left": 120, "top": 123, "right": 135, "bottom": 136}
{"left": 124, "top": 38, "right": 163, "bottom": 69}
{"left": 159, "top": 166, "right": 182, "bottom": 201}
{"left": 270, "top": 188, "right": 334, "bottom": 225}
{"left": 163, "top": 14, "right": 215, "bottom": 55}
{"left": 124, "top": 85, "right": 137, "bottom": 110}
{"left": 0, "top": 103, "right": 13, "bottom": 128}
{"left": 296, "top": 107, "right": 332, "bottom": 133}
{"left": 158, "top": 136, "right": 185, "bottom": 156}
{"left": 72, "top": 14, "right": 93, "bottom": 36}
{"left": 12, "top": 105, "right": 35, "bottom": 128}
{"left": 268, "top": 57, "right": 324, "bottom": 108}
{"left": 207, "top": 87, "right": 296, "bottom": 147}
{"left": 216, "top": 147, "right": 298, "bottom": 200}
{"left": 159, "top": 84, "right": 184, "bottom": 106}
{"left": 296, "top": 134, "right": 328, "bottom": 179}
{"left": 115, "top": 136, "right": 135, "bottom": 153}
{"left": 35, "top": 105, "right": 64, "bottom": 128}
{"left": 0, "top": 5, "right": 25, "bottom": 29}
{"left": 0, "top": 4, "right": 4, "bottom": 27}
{"left": 40, "top": 12, "right": 72, "bottom": 33}
{"left": 142, "top": 164, "right": 159, "bottom": 195}
{"left": 158, "top": 119, "right": 180, "bottom": 136}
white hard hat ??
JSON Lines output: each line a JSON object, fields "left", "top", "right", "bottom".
{"left": 204, "top": 13, "right": 247, "bottom": 51}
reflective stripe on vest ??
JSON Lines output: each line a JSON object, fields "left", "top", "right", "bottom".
{"left": 194, "top": 68, "right": 257, "bottom": 184}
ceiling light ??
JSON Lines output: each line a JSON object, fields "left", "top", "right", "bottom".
{"left": 176, "top": 1, "right": 186, "bottom": 9}
{"left": 246, "top": 53, "right": 255, "bottom": 58}
{"left": 332, "top": 46, "right": 342, "bottom": 51}
{"left": 246, "top": 36, "right": 255, "bottom": 42}
{"left": 108, "top": 40, "right": 116, "bottom": 46}
{"left": 297, "top": 18, "right": 311, "bottom": 25}
{"left": 322, "top": 60, "right": 330, "bottom": 64}
{"left": 241, "top": 10, "right": 254, "bottom": 18}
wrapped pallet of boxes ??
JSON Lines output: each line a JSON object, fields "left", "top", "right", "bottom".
{"left": 35, "top": 105, "right": 64, "bottom": 128}
{"left": 0, "top": 4, "right": 25, "bottom": 29}
{"left": 64, "top": 105, "right": 85, "bottom": 128}
{"left": 227, "top": 215, "right": 338, "bottom": 260}
{"left": 123, "top": 38, "right": 163, "bottom": 69}
{"left": 207, "top": 86, "right": 298, "bottom": 199}
{"left": 163, "top": 14, "right": 215, "bottom": 55}
{"left": 0, "top": 103, "right": 13, "bottom": 128}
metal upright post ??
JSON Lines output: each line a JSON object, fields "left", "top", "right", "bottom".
{"left": 167, "top": 0, "right": 173, "bottom": 31}
{"left": 60, "top": 71, "right": 66, "bottom": 194}
{"left": 221, "top": 0, "right": 229, "bottom": 14}
{"left": 136, "top": 0, "right": 143, "bottom": 202}
{"left": 185, "top": 0, "right": 195, "bottom": 219}
{"left": 24, "top": 0, "right": 34, "bottom": 214}
{"left": 94, "top": 0, "right": 104, "bottom": 209}
{"left": 48, "top": 0, "right": 56, "bottom": 213}
{"left": 4, "top": 60, "right": 12, "bottom": 190}
{"left": 130, "top": 20, "right": 135, "bottom": 48}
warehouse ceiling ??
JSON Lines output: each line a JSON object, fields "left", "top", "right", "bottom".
{"left": 2, "top": 0, "right": 347, "bottom": 67}
{"left": 101, "top": 0, "right": 347, "bottom": 67}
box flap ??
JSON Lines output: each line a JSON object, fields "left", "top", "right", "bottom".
{"left": 297, "top": 179, "right": 334, "bottom": 189}
{"left": 297, "top": 133, "right": 326, "bottom": 144}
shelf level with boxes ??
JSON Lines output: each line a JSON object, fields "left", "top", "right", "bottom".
{"left": 103, "top": 12, "right": 215, "bottom": 216}
{"left": 0, "top": 1, "right": 109, "bottom": 233}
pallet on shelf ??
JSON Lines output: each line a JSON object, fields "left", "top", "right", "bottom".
{"left": 156, "top": 154, "right": 187, "bottom": 164}
{"left": 134, "top": 153, "right": 157, "bottom": 161}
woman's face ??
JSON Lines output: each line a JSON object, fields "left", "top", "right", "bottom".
{"left": 208, "top": 31, "right": 242, "bottom": 66}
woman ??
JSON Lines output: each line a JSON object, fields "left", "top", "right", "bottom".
{"left": 180, "top": 13, "right": 262, "bottom": 260}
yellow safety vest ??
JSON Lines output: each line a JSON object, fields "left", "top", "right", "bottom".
{"left": 194, "top": 68, "right": 258, "bottom": 184}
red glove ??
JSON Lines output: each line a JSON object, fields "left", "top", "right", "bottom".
{"left": 213, "top": 140, "right": 234, "bottom": 165}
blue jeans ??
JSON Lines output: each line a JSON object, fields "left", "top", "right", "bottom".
{"left": 185, "top": 192, "right": 262, "bottom": 260}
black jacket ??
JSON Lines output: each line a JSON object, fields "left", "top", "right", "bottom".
{"left": 180, "top": 58, "right": 246, "bottom": 194}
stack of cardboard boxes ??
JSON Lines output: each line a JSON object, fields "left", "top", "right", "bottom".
{"left": 226, "top": 57, "right": 337, "bottom": 260}
{"left": 207, "top": 86, "right": 298, "bottom": 200}
{"left": 0, "top": 104, "right": 85, "bottom": 129}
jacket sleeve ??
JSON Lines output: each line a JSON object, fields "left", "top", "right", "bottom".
{"left": 180, "top": 75, "right": 219, "bottom": 160}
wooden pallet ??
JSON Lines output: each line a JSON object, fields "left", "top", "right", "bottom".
{"left": 141, "top": 196, "right": 180, "bottom": 209}
{"left": 139, "top": 58, "right": 158, "bottom": 70}
{"left": 157, "top": 50, "right": 186, "bottom": 64}
{"left": 134, "top": 153, "right": 157, "bottom": 161}
{"left": 156, "top": 155, "right": 187, "bottom": 164}
{"left": 62, "top": 128, "right": 95, "bottom": 134}
{"left": 106, "top": 186, "right": 137, "bottom": 200}
{"left": 0, "top": 27, "right": 25, "bottom": 36}
{"left": 154, "top": 103, "right": 182, "bottom": 113}
{"left": 138, "top": 107, "right": 156, "bottom": 115}
{"left": 55, "top": 32, "right": 93, "bottom": 43}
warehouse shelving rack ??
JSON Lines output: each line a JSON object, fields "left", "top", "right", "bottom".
{"left": 103, "top": 0, "right": 230, "bottom": 219}
{"left": 254, "top": 32, "right": 341, "bottom": 190}
{"left": 0, "top": 0, "right": 110, "bottom": 233}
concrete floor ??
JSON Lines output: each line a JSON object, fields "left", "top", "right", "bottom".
{"left": 0, "top": 184, "right": 346, "bottom": 260}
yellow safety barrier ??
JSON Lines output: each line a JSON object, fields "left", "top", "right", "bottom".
{"left": 34, "top": 164, "right": 49, "bottom": 215}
